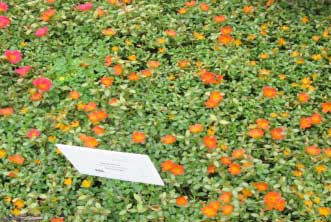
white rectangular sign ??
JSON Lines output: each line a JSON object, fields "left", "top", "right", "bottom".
{"left": 56, "top": 144, "right": 164, "bottom": 186}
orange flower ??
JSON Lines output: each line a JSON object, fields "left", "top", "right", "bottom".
{"left": 220, "top": 26, "right": 233, "bottom": 35}
{"left": 0, "top": 107, "right": 14, "bottom": 116}
{"left": 209, "top": 91, "right": 224, "bottom": 103}
{"left": 207, "top": 164, "right": 216, "bottom": 174}
{"left": 222, "top": 205, "right": 234, "bottom": 215}
{"left": 300, "top": 117, "right": 312, "bottom": 129}
{"left": 209, "top": 201, "right": 220, "bottom": 211}
{"left": 270, "top": 128, "right": 285, "bottom": 140}
{"left": 264, "top": 191, "right": 286, "bottom": 211}
{"left": 92, "top": 126, "right": 105, "bottom": 136}
{"left": 311, "top": 113, "right": 322, "bottom": 125}
{"left": 263, "top": 86, "right": 277, "bottom": 98}
{"left": 128, "top": 72, "right": 139, "bottom": 81}
{"left": 253, "top": 182, "right": 268, "bottom": 192}
{"left": 132, "top": 131, "right": 146, "bottom": 144}
{"left": 243, "top": 5, "right": 254, "bottom": 13}
{"left": 41, "top": 8, "right": 55, "bottom": 22}
{"left": 8, "top": 154, "right": 25, "bottom": 165}
{"left": 79, "top": 134, "right": 99, "bottom": 148}
{"left": 113, "top": 64, "right": 123, "bottom": 75}
{"left": 96, "top": 8, "right": 106, "bottom": 17}
{"left": 69, "top": 91, "right": 80, "bottom": 100}
{"left": 170, "top": 164, "right": 185, "bottom": 175}
{"left": 165, "top": 29, "right": 177, "bottom": 37}
{"left": 305, "top": 145, "right": 321, "bottom": 156}
{"left": 178, "top": 7, "right": 187, "bottom": 14}
{"left": 232, "top": 149, "right": 245, "bottom": 159}
{"left": 30, "top": 92, "right": 43, "bottom": 101}
{"left": 297, "top": 92, "right": 309, "bottom": 103}
{"left": 322, "top": 102, "right": 331, "bottom": 113}
{"left": 228, "top": 163, "right": 241, "bottom": 175}
{"left": 203, "top": 135, "right": 218, "bottom": 149}
{"left": 161, "top": 160, "right": 175, "bottom": 172}
{"left": 178, "top": 60, "right": 190, "bottom": 69}
{"left": 102, "top": 28, "right": 117, "bottom": 36}
{"left": 84, "top": 102, "right": 97, "bottom": 112}
{"left": 256, "top": 119, "right": 270, "bottom": 130}
{"left": 104, "top": 55, "right": 112, "bottom": 67}
{"left": 200, "top": 3, "right": 209, "bottom": 11}
{"left": 184, "top": 1, "right": 196, "bottom": 7}
{"left": 141, "top": 69, "right": 152, "bottom": 77}
{"left": 108, "top": 98, "right": 118, "bottom": 106}
{"left": 100, "top": 77, "right": 114, "bottom": 88}
{"left": 218, "top": 34, "right": 233, "bottom": 45}
{"left": 189, "top": 124, "right": 204, "bottom": 133}
{"left": 324, "top": 148, "right": 331, "bottom": 157}
{"left": 147, "top": 61, "right": 160, "bottom": 69}
{"left": 248, "top": 128, "right": 264, "bottom": 139}
{"left": 219, "top": 192, "right": 232, "bottom": 203}
{"left": 220, "top": 156, "right": 232, "bottom": 166}
{"left": 161, "top": 134, "right": 176, "bottom": 144}
{"left": 88, "top": 110, "right": 108, "bottom": 124}
{"left": 50, "top": 218, "right": 64, "bottom": 222}
{"left": 213, "top": 15, "right": 226, "bottom": 23}
{"left": 202, "top": 205, "right": 218, "bottom": 218}
{"left": 176, "top": 196, "right": 188, "bottom": 206}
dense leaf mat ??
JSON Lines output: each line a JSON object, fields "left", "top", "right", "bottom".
{"left": 0, "top": 0, "right": 331, "bottom": 221}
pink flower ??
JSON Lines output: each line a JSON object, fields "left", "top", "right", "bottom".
{"left": 4, "top": 50, "right": 22, "bottom": 64}
{"left": 0, "top": 15, "right": 10, "bottom": 29}
{"left": 33, "top": 77, "right": 52, "bottom": 92}
{"left": 76, "top": 2, "right": 93, "bottom": 11}
{"left": 0, "top": 2, "right": 8, "bottom": 12}
{"left": 15, "top": 66, "right": 31, "bottom": 77}
{"left": 27, "top": 129, "right": 41, "bottom": 139}
{"left": 34, "top": 26, "right": 48, "bottom": 37}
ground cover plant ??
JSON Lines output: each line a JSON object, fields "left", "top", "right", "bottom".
{"left": 0, "top": 0, "right": 331, "bottom": 221}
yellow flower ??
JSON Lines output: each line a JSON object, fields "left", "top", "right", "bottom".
{"left": 249, "top": 60, "right": 257, "bottom": 66}
{"left": 234, "top": 39, "right": 242, "bottom": 46}
{"left": 296, "top": 163, "right": 304, "bottom": 169}
{"left": 291, "top": 51, "right": 299, "bottom": 57}
{"left": 270, "top": 113, "right": 278, "bottom": 118}
{"left": 311, "top": 73, "right": 318, "bottom": 80}
{"left": 293, "top": 170, "right": 302, "bottom": 177}
{"left": 207, "top": 126, "right": 216, "bottom": 136}
{"left": 304, "top": 200, "right": 313, "bottom": 207}
{"left": 128, "top": 55, "right": 137, "bottom": 61}
{"left": 315, "top": 165, "right": 327, "bottom": 174}
{"left": 220, "top": 144, "right": 228, "bottom": 151}
{"left": 318, "top": 207, "right": 331, "bottom": 217}
{"left": 4, "top": 196, "right": 11, "bottom": 203}
{"left": 283, "top": 149, "right": 291, "bottom": 156}
{"left": 301, "top": 77, "right": 311, "bottom": 85}
{"left": 64, "top": 178, "right": 72, "bottom": 186}
{"left": 111, "top": 46, "right": 119, "bottom": 52}
{"left": 296, "top": 58, "right": 304, "bottom": 64}
{"left": 157, "top": 38, "right": 166, "bottom": 44}
{"left": 34, "top": 159, "right": 41, "bottom": 165}
{"left": 248, "top": 34, "right": 256, "bottom": 41}
{"left": 70, "top": 121, "right": 80, "bottom": 128}
{"left": 193, "top": 32, "right": 205, "bottom": 40}
{"left": 313, "top": 197, "right": 321, "bottom": 204}
{"left": 281, "top": 112, "right": 289, "bottom": 118}
{"left": 20, "top": 42, "right": 27, "bottom": 47}
{"left": 279, "top": 74, "right": 286, "bottom": 80}
{"left": 55, "top": 147, "right": 62, "bottom": 155}
{"left": 158, "top": 47, "right": 166, "bottom": 53}
{"left": 260, "top": 53, "right": 269, "bottom": 59}
{"left": 168, "top": 74, "right": 175, "bottom": 81}
{"left": 81, "top": 179, "right": 92, "bottom": 188}
{"left": 322, "top": 30, "right": 329, "bottom": 38}
{"left": 13, "top": 199, "right": 25, "bottom": 209}
{"left": 48, "top": 136, "right": 56, "bottom": 143}
{"left": 11, "top": 208, "right": 21, "bottom": 216}
{"left": 51, "top": 197, "right": 57, "bottom": 202}
{"left": 0, "top": 149, "right": 6, "bottom": 158}
{"left": 125, "top": 40, "right": 132, "bottom": 46}
{"left": 312, "top": 35, "right": 320, "bottom": 42}
{"left": 20, "top": 107, "right": 29, "bottom": 114}
{"left": 59, "top": 76, "right": 65, "bottom": 81}
{"left": 281, "top": 25, "right": 289, "bottom": 31}
{"left": 168, "top": 114, "right": 176, "bottom": 120}
{"left": 301, "top": 16, "right": 309, "bottom": 24}
{"left": 278, "top": 38, "right": 286, "bottom": 46}
{"left": 328, "top": 128, "right": 331, "bottom": 137}
{"left": 312, "top": 54, "right": 322, "bottom": 61}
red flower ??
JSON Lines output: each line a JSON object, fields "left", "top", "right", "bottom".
{"left": 264, "top": 191, "right": 286, "bottom": 211}
{"left": 33, "top": 77, "right": 52, "bottom": 92}
{"left": 203, "top": 135, "right": 218, "bottom": 149}
{"left": 50, "top": 218, "right": 64, "bottom": 222}
{"left": 270, "top": 127, "right": 285, "bottom": 140}
{"left": 4, "top": 50, "right": 22, "bottom": 64}
{"left": 263, "top": 86, "right": 277, "bottom": 98}
{"left": 76, "top": 2, "right": 93, "bottom": 11}
{"left": 27, "top": 129, "right": 41, "bottom": 139}
{"left": 15, "top": 66, "right": 31, "bottom": 77}
{"left": 0, "top": 15, "right": 10, "bottom": 29}
{"left": 0, "top": 2, "right": 8, "bottom": 12}
{"left": 35, "top": 26, "right": 48, "bottom": 37}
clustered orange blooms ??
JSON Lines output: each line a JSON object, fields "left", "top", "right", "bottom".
{"left": 205, "top": 91, "right": 224, "bottom": 108}
{"left": 161, "top": 160, "right": 184, "bottom": 176}
{"left": 248, "top": 118, "right": 285, "bottom": 140}
{"left": 79, "top": 134, "right": 99, "bottom": 148}
{"left": 200, "top": 70, "right": 224, "bottom": 85}
{"left": 264, "top": 191, "right": 286, "bottom": 211}
{"left": 300, "top": 113, "right": 322, "bottom": 129}
{"left": 201, "top": 194, "right": 235, "bottom": 218}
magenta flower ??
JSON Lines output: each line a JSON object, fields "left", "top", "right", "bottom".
{"left": 0, "top": 2, "right": 8, "bottom": 12}
{"left": 35, "top": 26, "right": 48, "bottom": 37}
{"left": 4, "top": 50, "right": 22, "bottom": 64}
{"left": 27, "top": 129, "right": 41, "bottom": 139}
{"left": 14, "top": 66, "right": 31, "bottom": 77}
{"left": 0, "top": 15, "right": 10, "bottom": 29}
{"left": 76, "top": 2, "right": 93, "bottom": 11}
{"left": 33, "top": 77, "right": 52, "bottom": 92}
